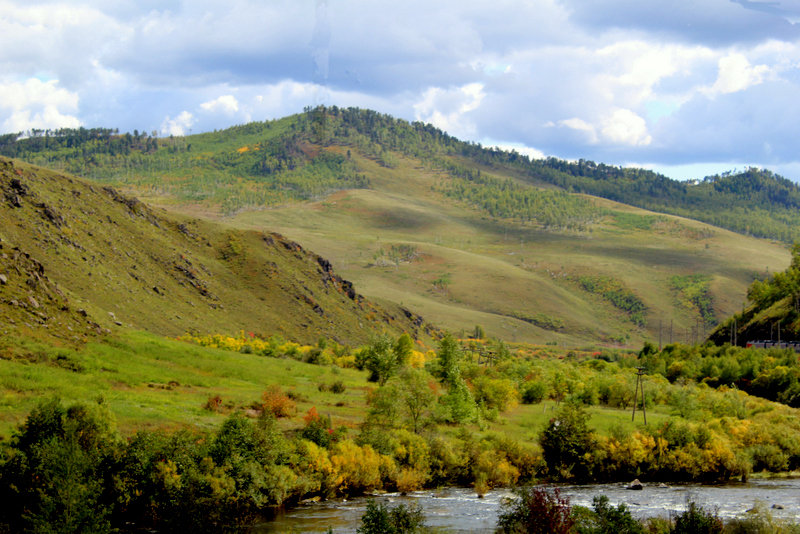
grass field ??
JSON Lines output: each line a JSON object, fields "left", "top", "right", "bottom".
{"left": 0, "top": 330, "right": 681, "bottom": 442}
{"left": 167, "top": 150, "right": 790, "bottom": 348}
{"left": 0, "top": 331, "right": 372, "bottom": 438}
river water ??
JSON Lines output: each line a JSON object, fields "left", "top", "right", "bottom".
{"left": 253, "top": 479, "right": 800, "bottom": 533}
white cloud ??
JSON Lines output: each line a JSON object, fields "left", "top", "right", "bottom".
{"left": 600, "top": 108, "right": 652, "bottom": 146}
{"left": 160, "top": 111, "right": 194, "bottom": 136}
{"left": 200, "top": 94, "right": 240, "bottom": 114}
{"left": 0, "top": 1, "right": 800, "bottom": 179}
{"left": 703, "top": 53, "right": 771, "bottom": 96}
{"left": 555, "top": 109, "right": 651, "bottom": 147}
{"left": 558, "top": 117, "right": 599, "bottom": 144}
{"left": 0, "top": 1, "right": 127, "bottom": 87}
{"left": 595, "top": 41, "right": 715, "bottom": 107}
{"left": 0, "top": 78, "right": 81, "bottom": 132}
{"left": 413, "top": 82, "right": 485, "bottom": 139}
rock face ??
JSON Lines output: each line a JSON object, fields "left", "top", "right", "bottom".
{"left": 626, "top": 479, "right": 643, "bottom": 490}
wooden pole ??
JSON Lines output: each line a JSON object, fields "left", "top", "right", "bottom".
{"left": 632, "top": 367, "right": 647, "bottom": 424}
{"left": 641, "top": 369, "right": 647, "bottom": 425}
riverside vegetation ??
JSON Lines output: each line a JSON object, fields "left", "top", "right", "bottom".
{"left": 5, "top": 328, "right": 800, "bottom": 531}
{"left": 354, "top": 485, "right": 800, "bottom": 533}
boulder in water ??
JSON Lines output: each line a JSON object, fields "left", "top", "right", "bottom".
{"left": 626, "top": 479, "right": 643, "bottom": 490}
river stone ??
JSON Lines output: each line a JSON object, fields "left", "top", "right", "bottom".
{"left": 627, "top": 479, "right": 644, "bottom": 490}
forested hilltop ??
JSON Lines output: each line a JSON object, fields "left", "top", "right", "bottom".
{"left": 2, "top": 107, "right": 799, "bottom": 242}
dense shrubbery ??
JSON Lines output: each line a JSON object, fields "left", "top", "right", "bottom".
{"left": 638, "top": 342, "right": 800, "bottom": 408}
{"left": 576, "top": 275, "right": 648, "bottom": 326}
{"left": 180, "top": 330, "right": 800, "bottom": 484}
{"left": 495, "top": 488, "right": 800, "bottom": 534}
{"left": 9, "top": 329, "right": 800, "bottom": 530}
{"left": 540, "top": 404, "right": 596, "bottom": 481}
{"left": 357, "top": 500, "right": 428, "bottom": 534}
{"left": 497, "top": 486, "right": 575, "bottom": 534}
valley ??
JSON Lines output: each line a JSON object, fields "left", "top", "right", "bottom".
{"left": 2, "top": 109, "right": 800, "bottom": 532}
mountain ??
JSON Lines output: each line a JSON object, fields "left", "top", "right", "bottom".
{"left": 3, "top": 109, "right": 800, "bottom": 243}
{"left": 0, "top": 156, "right": 433, "bottom": 346}
{"left": 0, "top": 108, "right": 792, "bottom": 347}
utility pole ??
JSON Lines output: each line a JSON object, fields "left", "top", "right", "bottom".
{"left": 632, "top": 367, "right": 647, "bottom": 424}
{"left": 659, "top": 319, "right": 663, "bottom": 351}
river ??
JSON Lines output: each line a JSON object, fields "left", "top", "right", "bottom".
{"left": 253, "top": 478, "right": 800, "bottom": 533}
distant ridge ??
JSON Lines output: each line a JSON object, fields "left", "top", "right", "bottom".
{"left": 3, "top": 107, "right": 800, "bottom": 242}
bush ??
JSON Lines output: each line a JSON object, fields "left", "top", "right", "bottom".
{"left": 0, "top": 398, "right": 119, "bottom": 534}
{"left": 496, "top": 486, "right": 575, "bottom": 534}
{"left": 204, "top": 394, "right": 223, "bottom": 412}
{"left": 671, "top": 501, "right": 723, "bottom": 534}
{"left": 329, "top": 440, "right": 386, "bottom": 495}
{"left": 539, "top": 403, "right": 596, "bottom": 481}
{"left": 357, "top": 500, "right": 427, "bottom": 534}
{"left": 473, "top": 376, "right": 519, "bottom": 412}
{"left": 261, "top": 384, "right": 296, "bottom": 418}
{"left": 522, "top": 380, "right": 547, "bottom": 404}
{"left": 579, "top": 495, "right": 644, "bottom": 534}
{"left": 301, "top": 407, "right": 342, "bottom": 448}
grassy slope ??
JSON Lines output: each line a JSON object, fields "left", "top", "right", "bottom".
{"left": 2, "top": 113, "right": 792, "bottom": 348}
{"left": 201, "top": 151, "right": 789, "bottom": 348}
{"left": 0, "top": 331, "right": 372, "bottom": 438}
{"left": 0, "top": 328, "right": 730, "bottom": 442}
{"left": 0, "top": 156, "right": 433, "bottom": 347}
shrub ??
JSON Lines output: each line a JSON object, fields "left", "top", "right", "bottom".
{"left": 357, "top": 500, "right": 427, "bottom": 534}
{"left": 522, "top": 380, "right": 547, "bottom": 404}
{"left": 0, "top": 398, "right": 119, "bottom": 534}
{"left": 496, "top": 486, "right": 575, "bottom": 534}
{"left": 261, "top": 384, "right": 296, "bottom": 418}
{"left": 301, "top": 407, "right": 339, "bottom": 448}
{"left": 204, "top": 394, "right": 223, "bottom": 412}
{"left": 540, "top": 403, "right": 596, "bottom": 481}
{"left": 331, "top": 380, "right": 347, "bottom": 394}
{"left": 582, "top": 495, "right": 644, "bottom": 534}
{"left": 329, "top": 440, "right": 386, "bottom": 495}
{"left": 471, "top": 449, "right": 519, "bottom": 495}
{"left": 473, "top": 376, "right": 519, "bottom": 412}
{"left": 671, "top": 501, "right": 723, "bottom": 534}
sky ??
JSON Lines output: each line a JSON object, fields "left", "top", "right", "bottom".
{"left": 2, "top": 0, "right": 800, "bottom": 182}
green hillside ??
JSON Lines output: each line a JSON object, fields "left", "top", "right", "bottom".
{"left": 0, "top": 108, "right": 792, "bottom": 347}
{"left": 710, "top": 243, "right": 800, "bottom": 346}
{"left": 3, "top": 108, "right": 800, "bottom": 242}
{"left": 0, "top": 156, "right": 433, "bottom": 346}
